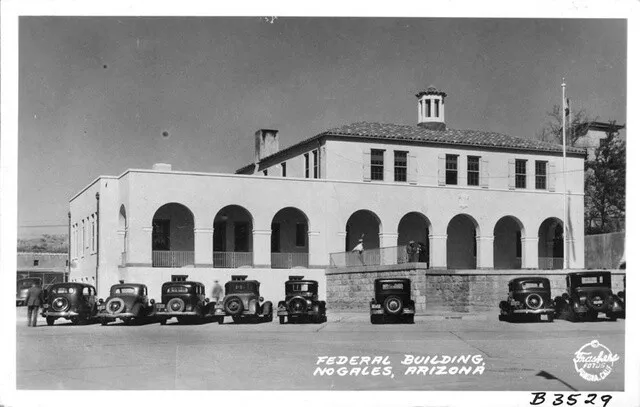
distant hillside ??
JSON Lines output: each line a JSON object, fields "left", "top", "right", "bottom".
{"left": 17, "top": 234, "right": 68, "bottom": 253}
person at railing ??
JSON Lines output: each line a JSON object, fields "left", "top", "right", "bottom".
{"left": 418, "top": 242, "right": 428, "bottom": 265}
{"left": 352, "top": 238, "right": 365, "bottom": 265}
{"left": 211, "top": 280, "right": 223, "bottom": 304}
{"left": 407, "top": 241, "right": 419, "bottom": 262}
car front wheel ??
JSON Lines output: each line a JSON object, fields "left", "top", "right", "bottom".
{"left": 46, "top": 317, "right": 55, "bottom": 326}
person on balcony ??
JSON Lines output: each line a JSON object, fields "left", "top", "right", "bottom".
{"left": 352, "top": 238, "right": 365, "bottom": 264}
{"left": 211, "top": 280, "right": 223, "bottom": 304}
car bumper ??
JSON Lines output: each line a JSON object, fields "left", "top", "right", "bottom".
{"left": 370, "top": 308, "right": 415, "bottom": 315}
{"left": 511, "top": 308, "right": 555, "bottom": 315}
{"left": 277, "top": 309, "right": 323, "bottom": 316}
{"left": 97, "top": 312, "right": 138, "bottom": 320}
{"left": 155, "top": 311, "right": 199, "bottom": 317}
{"left": 42, "top": 311, "right": 80, "bottom": 318}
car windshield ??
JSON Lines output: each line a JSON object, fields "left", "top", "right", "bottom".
{"left": 579, "top": 276, "right": 606, "bottom": 285}
{"left": 52, "top": 287, "right": 76, "bottom": 294}
{"left": 113, "top": 287, "right": 137, "bottom": 294}
{"left": 166, "top": 286, "right": 189, "bottom": 293}
{"left": 380, "top": 282, "right": 406, "bottom": 291}
{"left": 520, "top": 281, "right": 546, "bottom": 289}
{"left": 226, "top": 282, "right": 258, "bottom": 294}
{"left": 286, "top": 283, "right": 316, "bottom": 293}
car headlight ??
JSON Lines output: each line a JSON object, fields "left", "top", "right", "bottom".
{"left": 579, "top": 296, "right": 587, "bottom": 303}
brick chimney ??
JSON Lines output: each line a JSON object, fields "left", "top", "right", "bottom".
{"left": 254, "top": 129, "right": 279, "bottom": 164}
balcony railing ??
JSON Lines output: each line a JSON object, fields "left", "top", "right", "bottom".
{"left": 271, "top": 252, "right": 309, "bottom": 269}
{"left": 213, "top": 251, "right": 253, "bottom": 268}
{"left": 539, "top": 257, "right": 564, "bottom": 270}
{"left": 330, "top": 246, "right": 418, "bottom": 268}
{"left": 152, "top": 250, "right": 195, "bottom": 268}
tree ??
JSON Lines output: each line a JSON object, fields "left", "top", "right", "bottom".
{"left": 537, "top": 104, "right": 592, "bottom": 147}
{"left": 17, "top": 234, "right": 68, "bottom": 253}
{"left": 584, "top": 124, "right": 626, "bottom": 234}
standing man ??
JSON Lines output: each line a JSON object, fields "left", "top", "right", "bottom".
{"left": 352, "top": 238, "right": 365, "bottom": 265}
{"left": 25, "top": 281, "right": 44, "bottom": 327}
{"left": 211, "top": 280, "right": 224, "bottom": 305}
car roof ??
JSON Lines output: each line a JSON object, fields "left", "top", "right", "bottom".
{"left": 162, "top": 281, "right": 202, "bottom": 286}
{"left": 111, "top": 283, "right": 146, "bottom": 289}
{"left": 568, "top": 271, "right": 611, "bottom": 277}
{"left": 509, "top": 277, "right": 550, "bottom": 284}
{"left": 375, "top": 278, "right": 411, "bottom": 284}
{"left": 50, "top": 282, "right": 94, "bottom": 289}
{"left": 226, "top": 280, "right": 259, "bottom": 284}
{"left": 286, "top": 280, "right": 317, "bottom": 284}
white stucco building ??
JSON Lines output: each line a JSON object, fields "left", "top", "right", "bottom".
{"left": 69, "top": 87, "right": 586, "bottom": 300}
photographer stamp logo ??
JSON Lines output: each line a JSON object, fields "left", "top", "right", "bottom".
{"left": 573, "top": 340, "right": 619, "bottom": 382}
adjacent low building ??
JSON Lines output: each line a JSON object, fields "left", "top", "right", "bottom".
{"left": 69, "top": 87, "right": 587, "bottom": 304}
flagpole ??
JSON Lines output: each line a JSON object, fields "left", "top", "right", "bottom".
{"left": 561, "top": 79, "right": 568, "bottom": 270}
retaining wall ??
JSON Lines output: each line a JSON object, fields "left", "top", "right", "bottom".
{"left": 326, "top": 264, "right": 626, "bottom": 313}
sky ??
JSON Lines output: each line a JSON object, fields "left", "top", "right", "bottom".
{"left": 17, "top": 17, "right": 626, "bottom": 237}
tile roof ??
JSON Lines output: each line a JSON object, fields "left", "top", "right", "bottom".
{"left": 320, "top": 122, "right": 586, "bottom": 155}
{"left": 236, "top": 121, "right": 586, "bottom": 173}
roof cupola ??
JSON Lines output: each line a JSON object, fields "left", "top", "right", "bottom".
{"left": 416, "top": 86, "right": 447, "bottom": 130}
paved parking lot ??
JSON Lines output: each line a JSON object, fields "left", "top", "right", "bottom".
{"left": 16, "top": 309, "right": 625, "bottom": 391}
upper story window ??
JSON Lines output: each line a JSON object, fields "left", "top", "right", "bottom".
{"left": 394, "top": 151, "right": 408, "bottom": 182}
{"left": 445, "top": 154, "right": 458, "bottom": 185}
{"left": 281, "top": 162, "right": 287, "bottom": 177}
{"left": 313, "top": 150, "right": 319, "bottom": 178}
{"left": 33, "top": 260, "right": 39, "bottom": 266}
{"left": 515, "top": 159, "right": 527, "bottom": 189}
{"left": 535, "top": 161, "right": 547, "bottom": 190}
{"left": 467, "top": 156, "right": 480, "bottom": 186}
{"left": 304, "top": 153, "right": 310, "bottom": 178}
{"left": 371, "top": 149, "right": 384, "bottom": 181}
{"left": 426, "top": 100, "right": 431, "bottom": 117}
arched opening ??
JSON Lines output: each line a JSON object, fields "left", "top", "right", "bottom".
{"left": 345, "top": 210, "right": 381, "bottom": 266}
{"left": 213, "top": 205, "right": 253, "bottom": 268}
{"left": 538, "top": 217, "right": 564, "bottom": 269}
{"left": 397, "top": 212, "right": 431, "bottom": 266}
{"left": 271, "top": 207, "right": 309, "bottom": 268}
{"left": 119, "top": 205, "right": 127, "bottom": 266}
{"left": 493, "top": 216, "right": 524, "bottom": 269}
{"left": 151, "top": 203, "right": 194, "bottom": 268}
{"left": 447, "top": 214, "right": 478, "bottom": 269}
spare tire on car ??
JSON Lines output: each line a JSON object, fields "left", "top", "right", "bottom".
{"left": 383, "top": 296, "right": 403, "bottom": 315}
{"left": 224, "top": 296, "right": 244, "bottom": 315}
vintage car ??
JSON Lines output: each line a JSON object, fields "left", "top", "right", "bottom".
{"left": 16, "top": 277, "right": 42, "bottom": 306}
{"left": 41, "top": 282, "right": 98, "bottom": 325}
{"left": 97, "top": 282, "right": 156, "bottom": 325}
{"left": 554, "top": 271, "right": 624, "bottom": 322}
{"left": 277, "top": 276, "right": 327, "bottom": 324}
{"left": 154, "top": 275, "right": 214, "bottom": 325}
{"left": 498, "top": 277, "right": 555, "bottom": 322}
{"left": 369, "top": 278, "right": 415, "bottom": 324}
{"left": 214, "top": 275, "right": 273, "bottom": 324}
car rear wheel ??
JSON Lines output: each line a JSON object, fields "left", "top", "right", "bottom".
{"left": 46, "top": 317, "right": 55, "bottom": 326}
{"left": 100, "top": 318, "right": 108, "bottom": 326}
{"left": 279, "top": 316, "right": 286, "bottom": 324}
{"left": 217, "top": 317, "right": 224, "bottom": 324}
{"left": 370, "top": 315, "right": 383, "bottom": 325}
{"left": 404, "top": 315, "right": 414, "bottom": 324}
{"left": 159, "top": 318, "right": 167, "bottom": 325}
